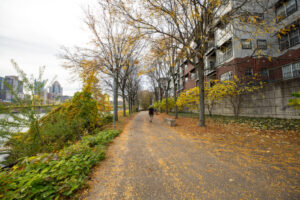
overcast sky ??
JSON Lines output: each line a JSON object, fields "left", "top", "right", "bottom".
{"left": 0, "top": 0, "right": 96, "bottom": 95}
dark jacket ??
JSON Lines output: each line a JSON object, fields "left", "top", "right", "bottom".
{"left": 149, "top": 107, "right": 154, "bottom": 115}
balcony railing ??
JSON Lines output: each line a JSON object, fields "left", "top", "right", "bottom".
{"left": 217, "top": 49, "right": 233, "bottom": 64}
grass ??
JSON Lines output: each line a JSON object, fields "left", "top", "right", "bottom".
{"left": 167, "top": 112, "right": 300, "bottom": 131}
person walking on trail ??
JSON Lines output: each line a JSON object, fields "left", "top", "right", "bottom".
{"left": 149, "top": 106, "right": 154, "bottom": 122}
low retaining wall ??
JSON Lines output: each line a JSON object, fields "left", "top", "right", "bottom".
{"left": 207, "top": 78, "right": 300, "bottom": 119}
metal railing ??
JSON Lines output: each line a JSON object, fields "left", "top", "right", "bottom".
{"left": 217, "top": 49, "right": 233, "bottom": 64}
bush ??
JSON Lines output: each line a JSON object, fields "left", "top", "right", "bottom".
{"left": 99, "top": 113, "right": 113, "bottom": 125}
{"left": 0, "top": 129, "right": 120, "bottom": 200}
{"left": 3, "top": 90, "right": 106, "bottom": 165}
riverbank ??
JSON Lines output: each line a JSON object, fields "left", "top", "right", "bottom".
{"left": 0, "top": 113, "right": 45, "bottom": 164}
{"left": 0, "top": 112, "right": 136, "bottom": 199}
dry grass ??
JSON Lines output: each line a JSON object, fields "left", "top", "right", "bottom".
{"left": 159, "top": 113, "right": 300, "bottom": 177}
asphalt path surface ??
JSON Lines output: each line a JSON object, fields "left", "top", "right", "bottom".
{"left": 83, "top": 111, "right": 299, "bottom": 200}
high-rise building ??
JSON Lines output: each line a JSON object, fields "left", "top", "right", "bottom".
{"left": 0, "top": 77, "right": 5, "bottom": 101}
{"left": 49, "top": 81, "right": 63, "bottom": 101}
{"left": 0, "top": 76, "right": 23, "bottom": 102}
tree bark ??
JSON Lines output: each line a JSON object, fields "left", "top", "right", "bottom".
{"left": 128, "top": 96, "right": 132, "bottom": 115}
{"left": 159, "top": 86, "right": 163, "bottom": 112}
{"left": 113, "top": 75, "right": 119, "bottom": 122}
{"left": 166, "top": 91, "right": 169, "bottom": 114}
{"left": 122, "top": 92, "right": 126, "bottom": 117}
{"left": 197, "top": 62, "right": 205, "bottom": 127}
{"left": 173, "top": 79, "right": 178, "bottom": 119}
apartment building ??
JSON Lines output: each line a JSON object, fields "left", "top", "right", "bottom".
{"left": 206, "top": 0, "right": 300, "bottom": 82}
{"left": 169, "top": 0, "right": 299, "bottom": 118}
{"left": 177, "top": 61, "right": 198, "bottom": 93}
{"left": 174, "top": 0, "right": 299, "bottom": 94}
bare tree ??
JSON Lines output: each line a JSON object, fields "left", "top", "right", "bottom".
{"left": 61, "top": 0, "right": 144, "bottom": 123}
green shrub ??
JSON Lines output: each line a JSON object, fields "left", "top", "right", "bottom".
{"left": 0, "top": 129, "right": 120, "bottom": 200}
{"left": 99, "top": 113, "right": 113, "bottom": 126}
{"left": 3, "top": 90, "right": 109, "bottom": 165}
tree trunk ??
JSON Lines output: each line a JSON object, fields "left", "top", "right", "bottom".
{"left": 173, "top": 79, "right": 178, "bottom": 119}
{"left": 208, "top": 105, "right": 212, "bottom": 116}
{"left": 122, "top": 92, "right": 126, "bottom": 117}
{"left": 166, "top": 92, "right": 169, "bottom": 114}
{"left": 197, "top": 62, "right": 205, "bottom": 127}
{"left": 135, "top": 98, "right": 139, "bottom": 112}
{"left": 159, "top": 86, "right": 163, "bottom": 113}
{"left": 113, "top": 75, "right": 118, "bottom": 122}
{"left": 128, "top": 96, "right": 132, "bottom": 115}
{"left": 130, "top": 97, "right": 133, "bottom": 114}
{"left": 232, "top": 96, "right": 241, "bottom": 119}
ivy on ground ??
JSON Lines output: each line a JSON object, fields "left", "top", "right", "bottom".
{"left": 0, "top": 129, "right": 120, "bottom": 200}
{"left": 168, "top": 112, "right": 299, "bottom": 131}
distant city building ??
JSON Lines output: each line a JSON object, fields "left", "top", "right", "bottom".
{"left": 60, "top": 95, "right": 72, "bottom": 102}
{"left": 0, "top": 76, "right": 23, "bottom": 102}
{"left": 49, "top": 81, "right": 63, "bottom": 101}
{"left": 34, "top": 80, "right": 46, "bottom": 94}
{"left": 0, "top": 77, "right": 4, "bottom": 101}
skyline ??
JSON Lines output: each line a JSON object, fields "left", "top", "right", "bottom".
{"left": 0, "top": 0, "right": 96, "bottom": 96}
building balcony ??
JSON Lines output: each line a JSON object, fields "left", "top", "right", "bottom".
{"left": 217, "top": 49, "right": 233, "bottom": 65}
{"left": 205, "top": 62, "right": 217, "bottom": 76}
{"left": 205, "top": 41, "right": 216, "bottom": 56}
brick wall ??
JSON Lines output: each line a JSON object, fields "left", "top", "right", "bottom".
{"left": 182, "top": 62, "right": 198, "bottom": 90}
{"left": 207, "top": 78, "right": 300, "bottom": 119}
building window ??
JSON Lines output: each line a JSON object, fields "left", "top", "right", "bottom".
{"left": 245, "top": 68, "right": 253, "bottom": 76}
{"left": 241, "top": 39, "right": 252, "bottom": 49}
{"left": 191, "top": 72, "right": 196, "bottom": 80}
{"left": 253, "top": 13, "right": 264, "bottom": 22}
{"left": 279, "top": 34, "right": 290, "bottom": 50}
{"left": 289, "top": 28, "right": 300, "bottom": 46}
{"left": 184, "top": 64, "right": 188, "bottom": 72}
{"left": 220, "top": 71, "right": 233, "bottom": 81}
{"left": 185, "top": 76, "right": 188, "bottom": 82}
{"left": 279, "top": 21, "right": 300, "bottom": 50}
{"left": 260, "top": 68, "right": 269, "bottom": 77}
{"left": 257, "top": 39, "right": 267, "bottom": 49}
{"left": 276, "top": 0, "right": 297, "bottom": 20}
{"left": 282, "top": 61, "right": 300, "bottom": 79}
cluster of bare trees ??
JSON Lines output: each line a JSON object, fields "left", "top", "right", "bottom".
{"left": 61, "top": 0, "right": 144, "bottom": 124}
{"left": 62, "top": 0, "right": 293, "bottom": 127}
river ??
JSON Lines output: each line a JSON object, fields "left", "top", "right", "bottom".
{"left": 0, "top": 113, "right": 45, "bottom": 164}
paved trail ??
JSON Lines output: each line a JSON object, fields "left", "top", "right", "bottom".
{"left": 83, "top": 112, "right": 299, "bottom": 200}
